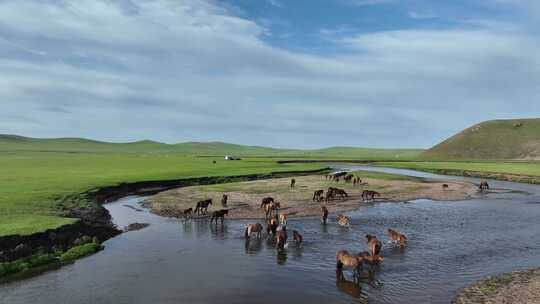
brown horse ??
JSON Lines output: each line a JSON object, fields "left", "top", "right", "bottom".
{"left": 290, "top": 178, "right": 296, "bottom": 188}
{"left": 221, "top": 194, "right": 228, "bottom": 207}
{"left": 279, "top": 213, "right": 287, "bottom": 228}
{"left": 210, "top": 209, "right": 228, "bottom": 224}
{"left": 337, "top": 214, "right": 350, "bottom": 227}
{"left": 366, "top": 235, "right": 382, "bottom": 256}
{"left": 276, "top": 226, "right": 288, "bottom": 250}
{"left": 182, "top": 207, "right": 193, "bottom": 218}
{"left": 336, "top": 250, "right": 364, "bottom": 277}
{"left": 195, "top": 199, "right": 212, "bottom": 215}
{"left": 387, "top": 228, "right": 407, "bottom": 247}
{"left": 359, "top": 251, "right": 384, "bottom": 265}
{"left": 321, "top": 206, "right": 329, "bottom": 224}
{"left": 361, "top": 190, "right": 380, "bottom": 202}
{"left": 313, "top": 189, "right": 324, "bottom": 202}
{"left": 266, "top": 216, "right": 279, "bottom": 237}
{"left": 479, "top": 181, "right": 490, "bottom": 191}
{"left": 244, "top": 223, "right": 263, "bottom": 239}
{"left": 442, "top": 184, "right": 449, "bottom": 190}
{"left": 264, "top": 202, "right": 280, "bottom": 218}
{"left": 292, "top": 230, "right": 303, "bottom": 247}
{"left": 260, "top": 197, "right": 274, "bottom": 209}
{"left": 335, "top": 189, "right": 348, "bottom": 200}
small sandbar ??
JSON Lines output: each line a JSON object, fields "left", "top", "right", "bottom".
{"left": 142, "top": 173, "right": 479, "bottom": 219}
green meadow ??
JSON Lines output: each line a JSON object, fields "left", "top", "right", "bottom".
{"left": 375, "top": 161, "right": 540, "bottom": 177}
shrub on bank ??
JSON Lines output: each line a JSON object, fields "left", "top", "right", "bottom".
{"left": 59, "top": 242, "right": 103, "bottom": 263}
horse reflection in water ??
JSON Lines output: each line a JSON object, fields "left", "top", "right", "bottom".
{"left": 335, "top": 270, "right": 367, "bottom": 301}
{"left": 244, "top": 238, "right": 263, "bottom": 255}
{"left": 210, "top": 222, "right": 228, "bottom": 240}
{"left": 277, "top": 250, "right": 287, "bottom": 265}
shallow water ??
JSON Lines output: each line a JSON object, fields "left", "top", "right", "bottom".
{"left": 2, "top": 166, "right": 540, "bottom": 304}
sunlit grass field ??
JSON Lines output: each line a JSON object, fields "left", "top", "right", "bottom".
{"left": 375, "top": 161, "right": 540, "bottom": 177}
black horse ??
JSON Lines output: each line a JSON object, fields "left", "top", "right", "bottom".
{"left": 210, "top": 209, "right": 228, "bottom": 224}
{"left": 195, "top": 199, "right": 212, "bottom": 215}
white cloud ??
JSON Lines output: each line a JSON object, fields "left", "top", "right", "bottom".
{"left": 267, "top": 0, "right": 283, "bottom": 8}
{"left": 0, "top": 0, "right": 539, "bottom": 148}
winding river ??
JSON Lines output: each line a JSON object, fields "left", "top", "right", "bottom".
{"left": 2, "top": 165, "right": 540, "bottom": 304}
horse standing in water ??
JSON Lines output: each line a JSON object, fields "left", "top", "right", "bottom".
{"left": 321, "top": 206, "right": 329, "bottom": 224}
{"left": 195, "top": 199, "right": 212, "bottom": 215}
{"left": 210, "top": 209, "right": 228, "bottom": 224}
{"left": 336, "top": 250, "right": 364, "bottom": 277}
{"left": 244, "top": 223, "right": 263, "bottom": 239}
{"left": 479, "top": 181, "right": 490, "bottom": 192}
{"left": 366, "top": 235, "right": 382, "bottom": 256}
{"left": 266, "top": 216, "right": 279, "bottom": 237}
{"left": 337, "top": 214, "right": 350, "bottom": 227}
{"left": 387, "top": 228, "right": 407, "bottom": 247}
{"left": 276, "top": 227, "right": 288, "bottom": 250}
{"left": 293, "top": 230, "right": 303, "bottom": 247}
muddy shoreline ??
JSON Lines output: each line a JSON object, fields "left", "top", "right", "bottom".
{"left": 453, "top": 268, "right": 540, "bottom": 304}
{"left": 0, "top": 168, "right": 329, "bottom": 264}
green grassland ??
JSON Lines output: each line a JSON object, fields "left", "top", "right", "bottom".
{"left": 0, "top": 151, "right": 327, "bottom": 237}
{"left": 375, "top": 161, "right": 540, "bottom": 177}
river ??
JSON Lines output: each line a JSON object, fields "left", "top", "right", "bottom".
{"left": 1, "top": 165, "right": 540, "bottom": 304}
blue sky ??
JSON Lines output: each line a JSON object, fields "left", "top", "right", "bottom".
{"left": 1, "top": 0, "right": 539, "bottom": 148}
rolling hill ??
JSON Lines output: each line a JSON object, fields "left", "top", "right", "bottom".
{"left": 421, "top": 118, "right": 540, "bottom": 160}
{"left": 0, "top": 134, "right": 422, "bottom": 159}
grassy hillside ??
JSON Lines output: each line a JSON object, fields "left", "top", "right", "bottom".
{"left": 421, "top": 118, "right": 540, "bottom": 160}
{"left": 0, "top": 134, "right": 423, "bottom": 159}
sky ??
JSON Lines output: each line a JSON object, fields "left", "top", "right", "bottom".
{"left": 1, "top": 0, "right": 539, "bottom": 149}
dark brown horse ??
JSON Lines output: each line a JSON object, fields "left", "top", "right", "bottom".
{"left": 442, "top": 184, "right": 449, "bottom": 190}
{"left": 261, "top": 197, "right": 274, "bottom": 209}
{"left": 292, "top": 230, "right": 303, "bottom": 247}
{"left": 182, "top": 207, "right": 193, "bottom": 218}
{"left": 276, "top": 226, "right": 288, "bottom": 250}
{"left": 344, "top": 174, "right": 354, "bottom": 183}
{"left": 313, "top": 189, "right": 324, "bottom": 202}
{"left": 479, "top": 181, "right": 490, "bottom": 191}
{"left": 366, "top": 234, "right": 382, "bottom": 256}
{"left": 245, "top": 223, "right": 263, "bottom": 239}
{"left": 361, "top": 190, "right": 380, "bottom": 202}
{"left": 321, "top": 206, "right": 329, "bottom": 224}
{"left": 195, "top": 199, "right": 212, "bottom": 215}
{"left": 264, "top": 202, "right": 280, "bottom": 218}
{"left": 210, "top": 209, "right": 228, "bottom": 224}
{"left": 290, "top": 178, "right": 296, "bottom": 188}
{"left": 221, "top": 194, "right": 228, "bottom": 207}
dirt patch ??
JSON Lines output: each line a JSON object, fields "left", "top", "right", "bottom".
{"left": 452, "top": 268, "right": 540, "bottom": 304}
{"left": 143, "top": 175, "right": 479, "bottom": 219}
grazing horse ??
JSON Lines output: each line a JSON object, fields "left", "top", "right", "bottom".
{"left": 442, "top": 184, "right": 449, "bottom": 190}
{"left": 344, "top": 174, "right": 354, "bottom": 183}
{"left": 244, "top": 223, "right": 263, "bottom": 239}
{"left": 321, "top": 206, "right": 329, "bottom": 224}
{"left": 387, "top": 228, "right": 407, "bottom": 247}
{"left": 221, "top": 194, "right": 228, "bottom": 207}
{"left": 210, "top": 209, "right": 228, "bottom": 224}
{"left": 479, "top": 181, "right": 490, "bottom": 191}
{"left": 366, "top": 235, "right": 382, "bottom": 256}
{"left": 182, "top": 208, "right": 193, "bottom": 219}
{"left": 266, "top": 216, "right": 279, "bottom": 237}
{"left": 292, "top": 230, "right": 303, "bottom": 247}
{"left": 335, "top": 189, "right": 348, "bottom": 200}
{"left": 362, "top": 190, "right": 380, "bottom": 202}
{"left": 336, "top": 250, "right": 364, "bottom": 277}
{"left": 261, "top": 197, "right": 274, "bottom": 209}
{"left": 276, "top": 227, "right": 288, "bottom": 250}
{"left": 195, "top": 199, "right": 212, "bottom": 215}
{"left": 325, "top": 187, "right": 336, "bottom": 202}
{"left": 337, "top": 214, "right": 350, "bottom": 227}
{"left": 313, "top": 189, "right": 324, "bottom": 202}
{"left": 264, "top": 202, "right": 280, "bottom": 218}
{"left": 290, "top": 178, "right": 296, "bottom": 188}
{"left": 279, "top": 213, "right": 287, "bottom": 228}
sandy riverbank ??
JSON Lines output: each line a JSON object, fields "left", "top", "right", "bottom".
{"left": 143, "top": 174, "right": 481, "bottom": 219}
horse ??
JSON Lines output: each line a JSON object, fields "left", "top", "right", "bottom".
{"left": 358, "top": 251, "right": 384, "bottom": 266}
{"left": 336, "top": 250, "right": 364, "bottom": 277}
{"left": 279, "top": 213, "right": 287, "bottom": 228}
{"left": 313, "top": 189, "right": 324, "bottom": 202}
{"left": 387, "top": 228, "right": 407, "bottom": 247}
{"left": 366, "top": 235, "right": 382, "bottom": 256}
{"left": 244, "top": 223, "right": 263, "bottom": 239}
{"left": 195, "top": 199, "right": 212, "bottom": 215}
{"left": 337, "top": 214, "right": 350, "bottom": 227}
{"left": 266, "top": 216, "right": 279, "bottom": 237}
{"left": 335, "top": 189, "right": 348, "bottom": 200}
{"left": 182, "top": 207, "right": 193, "bottom": 219}
{"left": 210, "top": 209, "right": 228, "bottom": 224}
{"left": 221, "top": 194, "right": 228, "bottom": 207}
{"left": 325, "top": 187, "right": 336, "bottom": 202}
{"left": 321, "top": 206, "right": 329, "bottom": 224}
{"left": 276, "top": 226, "right": 288, "bottom": 250}
{"left": 479, "top": 181, "right": 490, "bottom": 191}
{"left": 261, "top": 197, "right": 274, "bottom": 209}
{"left": 442, "top": 184, "right": 449, "bottom": 190}
{"left": 264, "top": 202, "right": 280, "bottom": 218}
{"left": 344, "top": 174, "right": 354, "bottom": 183}
{"left": 290, "top": 178, "right": 296, "bottom": 188}
{"left": 362, "top": 190, "right": 380, "bottom": 202}
{"left": 292, "top": 230, "right": 303, "bottom": 247}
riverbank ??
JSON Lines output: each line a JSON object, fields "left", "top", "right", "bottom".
{"left": 143, "top": 171, "right": 481, "bottom": 219}
{"left": 453, "top": 268, "right": 540, "bottom": 304}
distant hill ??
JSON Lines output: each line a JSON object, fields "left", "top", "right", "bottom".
{"left": 421, "top": 118, "right": 540, "bottom": 160}
{"left": 0, "top": 134, "right": 422, "bottom": 159}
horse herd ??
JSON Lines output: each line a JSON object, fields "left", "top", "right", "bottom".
{"left": 176, "top": 173, "right": 492, "bottom": 281}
